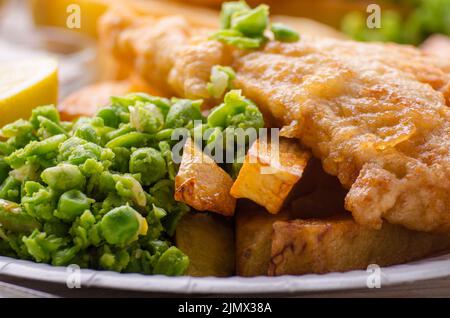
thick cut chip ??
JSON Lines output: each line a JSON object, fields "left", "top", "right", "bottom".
{"left": 176, "top": 212, "right": 235, "bottom": 277}
{"left": 269, "top": 217, "right": 450, "bottom": 276}
{"left": 235, "top": 203, "right": 289, "bottom": 276}
{"left": 230, "top": 137, "right": 310, "bottom": 214}
{"left": 175, "top": 138, "right": 236, "bottom": 216}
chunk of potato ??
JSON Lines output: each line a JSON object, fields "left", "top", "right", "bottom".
{"left": 235, "top": 202, "right": 290, "bottom": 277}
{"left": 230, "top": 137, "right": 310, "bottom": 214}
{"left": 235, "top": 158, "right": 347, "bottom": 276}
{"left": 269, "top": 217, "right": 450, "bottom": 276}
{"left": 175, "top": 138, "right": 236, "bottom": 216}
{"left": 176, "top": 212, "right": 234, "bottom": 277}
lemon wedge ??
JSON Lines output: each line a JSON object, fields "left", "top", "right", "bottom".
{"left": 0, "top": 58, "right": 58, "bottom": 128}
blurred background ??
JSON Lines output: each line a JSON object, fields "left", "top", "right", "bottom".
{"left": 0, "top": 0, "right": 448, "bottom": 110}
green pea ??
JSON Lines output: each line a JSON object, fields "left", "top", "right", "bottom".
{"left": 204, "top": 127, "right": 224, "bottom": 156}
{"left": 0, "top": 119, "right": 35, "bottom": 148}
{"left": 226, "top": 103, "right": 264, "bottom": 129}
{"left": 70, "top": 210, "right": 100, "bottom": 249}
{"left": 129, "top": 148, "right": 167, "bottom": 186}
{"left": 22, "top": 229, "right": 67, "bottom": 263}
{"left": 106, "top": 124, "right": 135, "bottom": 141}
{"left": 105, "top": 132, "right": 152, "bottom": 149}
{"left": 211, "top": 29, "right": 264, "bottom": 49}
{"left": 74, "top": 124, "right": 99, "bottom": 143}
{"left": 97, "top": 106, "right": 120, "bottom": 128}
{"left": 52, "top": 246, "right": 80, "bottom": 266}
{"left": 153, "top": 246, "right": 189, "bottom": 276}
{"left": 0, "top": 142, "right": 14, "bottom": 156}
{"left": 155, "top": 128, "right": 174, "bottom": 141}
{"left": 41, "top": 164, "right": 86, "bottom": 192}
{"left": 112, "top": 174, "right": 147, "bottom": 207}
{"left": 158, "top": 141, "right": 176, "bottom": 181}
{"left": 208, "top": 90, "right": 264, "bottom": 129}
{"left": 55, "top": 190, "right": 93, "bottom": 222}
{"left": 60, "top": 121, "right": 73, "bottom": 132}
{"left": 58, "top": 137, "right": 102, "bottom": 165}
{"left": 129, "top": 103, "right": 164, "bottom": 134}
{"left": 100, "top": 205, "right": 147, "bottom": 245}
{"left": 0, "top": 157, "right": 10, "bottom": 184}
{"left": 0, "top": 176, "right": 21, "bottom": 203}
{"left": 110, "top": 147, "right": 131, "bottom": 173}
{"left": 125, "top": 248, "right": 153, "bottom": 274}
{"left": 99, "top": 246, "right": 130, "bottom": 272}
{"left": 0, "top": 119, "right": 31, "bottom": 138}
{"left": 23, "top": 180, "right": 44, "bottom": 195}
{"left": 86, "top": 171, "right": 116, "bottom": 198}
{"left": 111, "top": 93, "right": 171, "bottom": 117}
{"left": 231, "top": 4, "right": 269, "bottom": 37}
{"left": 34, "top": 134, "right": 68, "bottom": 154}
{"left": 22, "top": 181, "right": 56, "bottom": 221}
{"left": 25, "top": 134, "right": 67, "bottom": 157}
{"left": 143, "top": 96, "right": 171, "bottom": 117}
{"left": 3, "top": 133, "right": 66, "bottom": 169}
{"left": 207, "top": 65, "right": 236, "bottom": 98}
{"left": 207, "top": 90, "right": 248, "bottom": 127}
{"left": 30, "top": 105, "right": 60, "bottom": 129}
{"left": 110, "top": 95, "right": 139, "bottom": 109}
{"left": 165, "top": 99, "right": 203, "bottom": 128}
{"left": 220, "top": 1, "right": 250, "bottom": 29}
{"left": 43, "top": 219, "right": 70, "bottom": 237}
{"left": 0, "top": 199, "right": 41, "bottom": 233}
{"left": 271, "top": 23, "right": 300, "bottom": 42}
{"left": 80, "top": 159, "right": 104, "bottom": 177}
{"left": 37, "top": 116, "right": 68, "bottom": 138}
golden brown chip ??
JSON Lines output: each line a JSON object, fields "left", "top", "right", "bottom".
{"left": 235, "top": 202, "right": 290, "bottom": 277}
{"left": 230, "top": 138, "right": 310, "bottom": 214}
{"left": 269, "top": 217, "right": 450, "bottom": 276}
{"left": 175, "top": 138, "right": 236, "bottom": 216}
{"left": 176, "top": 212, "right": 235, "bottom": 277}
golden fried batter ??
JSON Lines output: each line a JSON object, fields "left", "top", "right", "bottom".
{"left": 102, "top": 13, "right": 450, "bottom": 232}
{"left": 235, "top": 39, "right": 450, "bottom": 232}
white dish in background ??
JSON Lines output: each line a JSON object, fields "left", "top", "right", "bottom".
{"left": 1, "top": 254, "right": 450, "bottom": 295}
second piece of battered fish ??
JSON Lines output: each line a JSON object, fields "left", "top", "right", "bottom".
{"left": 101, "top": 12, "right": 450, "bottom": 233}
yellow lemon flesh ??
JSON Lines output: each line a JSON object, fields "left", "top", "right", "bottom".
{"left": 0, "top": 58, "right": 58, "bottom": 128}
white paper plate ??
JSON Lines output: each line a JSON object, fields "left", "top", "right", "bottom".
{"left": 1, "top": 254, "right": 450, "bottom": 295}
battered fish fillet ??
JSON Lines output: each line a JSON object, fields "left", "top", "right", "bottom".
{"left": 101, "top": 13, "right": 450, "bottom": 233}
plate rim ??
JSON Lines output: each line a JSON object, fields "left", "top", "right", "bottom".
{"left": 2, "top": 254, "right": 450, "bottom": 294}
